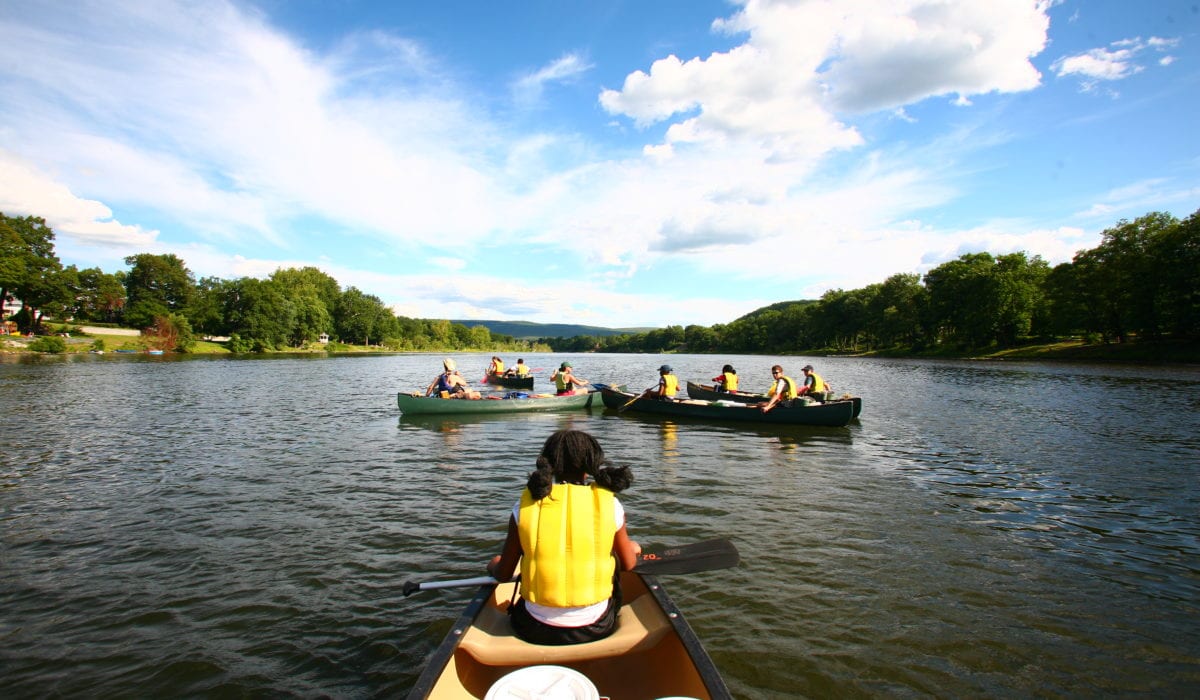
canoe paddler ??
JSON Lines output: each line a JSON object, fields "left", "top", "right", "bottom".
{"left": 712, "top": 364, "right": 738, "bottom": 393}
{"left": 760, "top": 364, "right": 798, "bottom": 412}
{"left": 552, "top": 362, "right": 590, "bottom": 395}
{"left": 653, "top": 364, "right": 678, "bottom": 399}
{"left": 425, "top": 358, "right": 480, "bottom": 399}
{"left": 796, "top": 364, "right": 828, "bottom": 401}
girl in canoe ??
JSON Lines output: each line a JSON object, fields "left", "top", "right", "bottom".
{"left": 487, "top": 429, "right": 641, "bottom": 645}
{"left": 712, "top": 364, "right": 738, "bottom": 392}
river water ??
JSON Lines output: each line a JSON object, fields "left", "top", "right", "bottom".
{"left": 1, "top": 352, "right": 1197, "bottom": 697}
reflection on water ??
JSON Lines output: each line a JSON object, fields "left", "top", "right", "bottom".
{"left": 1, "top": 352, "right": 1198, "bottom": 697}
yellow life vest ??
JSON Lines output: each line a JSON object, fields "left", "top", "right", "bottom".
{"left": 768, "top": 375, "right": 798, "bottom": 399}
{"left": 518, "top": 483, "right": 616, "bottom": 607}
{"left": 515, "top": 364, "right": 529, "bottom": 376}
{"left": 554, "top": 371, "right": 568, "bottom": 392}
{"left": 723, "top": 372, "right": 738, "bottom": 392}
{"left": 807, "top": 372, "right": 826, "bottom": 393}
{"left": 661, "top": 374, "right": 678, "bottom": 398}
{"left": 492, "top": 360, "right": 505, "bottom": 374}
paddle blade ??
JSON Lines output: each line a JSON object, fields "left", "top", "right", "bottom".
{"left": 634, "top": 538, "right": 740, "bottom": 575}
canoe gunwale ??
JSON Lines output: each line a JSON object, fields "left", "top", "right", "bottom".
{"left": 405, "top": 572, "right": 731, "bottom": 699}
{"left": 406, "top": 582, "right": 493, "bottom": 699}
{"left": 641, "top": 573, "right": 732, "bottom": 698}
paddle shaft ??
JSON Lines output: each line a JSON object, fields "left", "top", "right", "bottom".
{"left": 403, "top": 538, "right": 739, "bottom": 596}
{"left": 618, "top": 388, "right": 654, "bottom": 412}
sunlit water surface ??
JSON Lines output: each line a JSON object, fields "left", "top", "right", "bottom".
{"left": 1, "top": 352, "right": 1198, "bottom": 697}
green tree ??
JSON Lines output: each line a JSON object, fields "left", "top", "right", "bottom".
{"left": 188, "top": 276, "right": 233, "bottom": 337}
{"left": 1155, "top": 209, "right": 1200, "bottom": 336}
{"left": 224, "top": 277, "right": 294, "bottom": 351}
{"left": 469, "top": 324, "right": 492, "bottom": 348}
{"left": 74, "top": 267, "right": 127, "bottom": 323}
{"left": 866, "top": 273, "right": 927, "bottom": 348}
{"left": 810, "top": 289, "right": 870, "bottom": 351}
{"left": 0, "top": 214, "right": 64, "bottom": 332}
{"left": 1042, "top": 262, "right": 1087, "bottom": 338}
{"left": 1071, "top": 213, "right": 1176, "bottom": 343}
{"left": 924, "top": 253, "right": 1002, "bottom": 348}
{"left": 334, "top": 287, "right": 395, "bottom": 345}
{"left": 124, "top": 253, "right": 195, "bottom": 329}
{"left": 270, "top": 267, "right": 341, "bottom": 314}
{"left": 992, "top": 253, "right": 1049, "bottom": 346}
{"left": 270, "top": 267, "right": 340, "bottom": 345}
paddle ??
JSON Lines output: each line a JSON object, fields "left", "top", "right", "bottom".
{"left": 402, "top": 538, "right": 739, "bottom": 596}
{"left": 618, "top": 388, "right": 653, "bottom": 412}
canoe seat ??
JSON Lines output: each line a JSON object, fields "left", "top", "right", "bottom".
{"left": 458, "top": 591, "right": 671, "bottom": 666}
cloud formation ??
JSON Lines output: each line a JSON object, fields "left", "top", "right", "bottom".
{"left": 0, "top": 0, "right": 1192, "bottom": 327}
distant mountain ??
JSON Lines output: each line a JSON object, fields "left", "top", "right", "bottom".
{"left": 450, "top": 319, "right": 652, "bottom": 340}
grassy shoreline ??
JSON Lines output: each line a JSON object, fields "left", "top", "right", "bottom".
{"left": 6, "top": 327, "right": 1197, "bottom": 366}
{"left": 835, "top": 338, "right": 1199, "bottom": 365}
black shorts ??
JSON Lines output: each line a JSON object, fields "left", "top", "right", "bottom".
{"left": 508, "top": 580, "right": 623, "bottom": 646}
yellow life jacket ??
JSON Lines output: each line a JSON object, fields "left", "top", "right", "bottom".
{"left": 515, "top": 364, "right": 529, "bottom": 376}
{"left": 807, "top": 372, "right": 826, "bottom": 393}
{"left": 768, "top": 375, "right": 798, "bottom": 399}
{"left": 492, "top": 360, "right": 505, "bottom": 374}
{"left": 723, "top": 372, "right": 738, "bottom": 392}
{"left": 661, "top": 374, "right": 678, "bottom": 398}
{"left": 518, "top": 483, "right": 616, "bottom": 607}
{"left": 554, "top": 370, "right": 568, "bottom": 391}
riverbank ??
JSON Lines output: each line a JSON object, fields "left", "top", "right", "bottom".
{"left": 6, "top": 324, "right": 1197, "bottom": 365}
{"left": 854, "top": 337, "right": 1200, "bottom": 365}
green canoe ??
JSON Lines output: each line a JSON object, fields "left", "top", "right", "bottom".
{"left": 396, "top": 390, "right": 595, "bottom": 415}
{"left": 686, "top": 381, "right": 863, "bottom": 419}
{"left": 483, "top": 372, "right": 534, "bottom": 389}
{"left": 601, "top": 387, "right": 855, "bottom": 427}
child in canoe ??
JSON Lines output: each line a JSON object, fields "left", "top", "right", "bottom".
{"left": 487, "top": 429, "right": 641, "bottom": 645}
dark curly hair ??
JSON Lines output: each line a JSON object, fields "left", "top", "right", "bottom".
{"left": 526, "top": 429, "right": 633, "bottom": 500}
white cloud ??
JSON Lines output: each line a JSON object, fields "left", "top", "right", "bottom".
{"left": 2, "top": 0, "right": 1184, "bottom": 328}
{"left": 600, "top": 0, "right": 1048, "bottom": 162}
{"left": 512, "top": 53, "right": 593, "bottom": 106}
{"left": 1052, "top": 35, "right": 1179, "bottom": 92}
{"left": 0, "top": 151, "right": 159, "bottom": 250}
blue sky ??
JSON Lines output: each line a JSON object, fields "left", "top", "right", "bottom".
{"left": 2, "top": 0, "right": 1197, "bottom": 328}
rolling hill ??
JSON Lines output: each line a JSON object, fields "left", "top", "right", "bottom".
{"left": 450, "top": 320, "right": 652, "bottom": 340}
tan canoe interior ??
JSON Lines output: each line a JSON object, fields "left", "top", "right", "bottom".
{"left": 424, "top": 572, "right": 713, "bottom": 699}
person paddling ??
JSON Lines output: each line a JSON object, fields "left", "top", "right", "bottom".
{"left": 425, "top": 358, "right": 480, "bottom": 399}
{"left": 712, "top": 364, "right": 738, "bottom": 393}
{"left": 551, "top": 362, "right": 590, "bottom": 395}
{"left": 653, "top": 364, "right": 678, "bottom": 399}
{"left": 759, "top": 364, "right": 798, "bottom": 412}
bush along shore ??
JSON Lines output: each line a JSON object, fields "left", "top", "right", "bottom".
{"left": 5, "top": 323, "right": 1195, "bottom": 365}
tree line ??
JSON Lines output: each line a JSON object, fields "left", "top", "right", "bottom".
{"left": 4, "top": 209, "right": 1197, "bottom": 355}
{"left": 542, "top": 209, "right": 1200, "bottom": 355}
{"left": 0, "top": 212, "right": 541, "bottom": 353}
